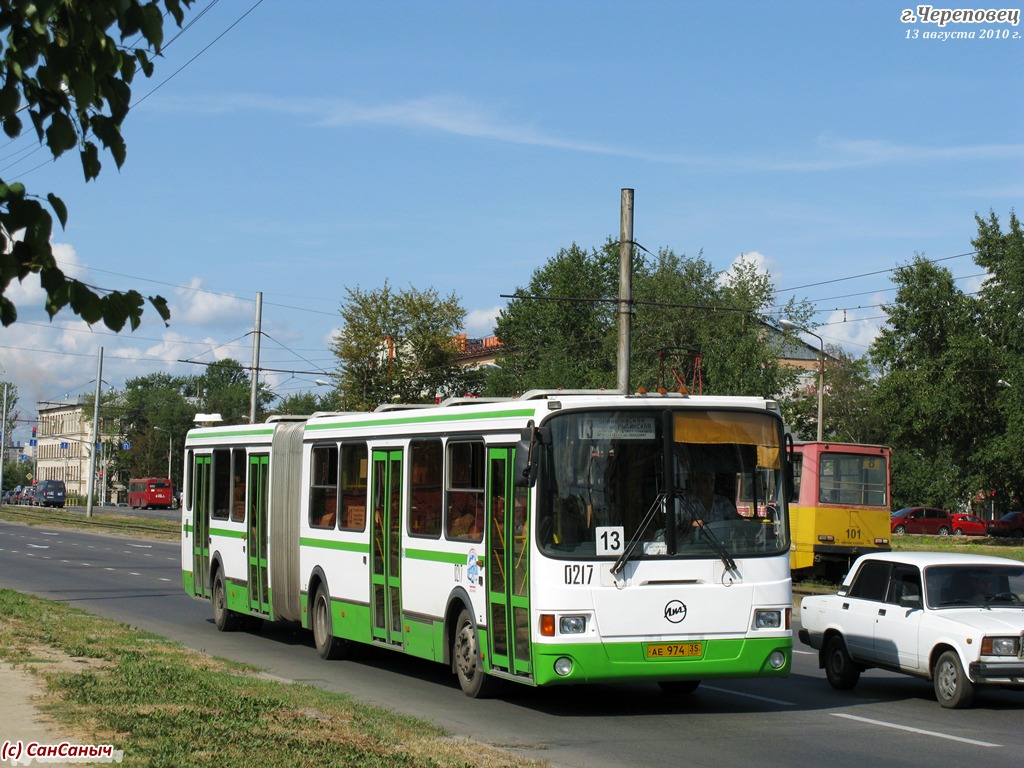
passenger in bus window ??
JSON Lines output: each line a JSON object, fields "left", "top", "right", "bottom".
{"left": 681, "top": 470, "right": 739, "bottom": 526}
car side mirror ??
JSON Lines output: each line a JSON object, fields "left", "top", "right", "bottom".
{"left": 900, "top": 593, "right": 921, "bottom": 609}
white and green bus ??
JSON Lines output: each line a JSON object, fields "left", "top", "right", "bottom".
{"left": 181, "top": 390, "right": 792, "bottom": 697}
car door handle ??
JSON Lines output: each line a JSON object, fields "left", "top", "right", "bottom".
{"left": 878, "top": 608, "right": 887, "bottom": 616}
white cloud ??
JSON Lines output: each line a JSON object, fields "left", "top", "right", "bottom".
{"left": 464, "top": 306, "right": 500, "bottom": 338}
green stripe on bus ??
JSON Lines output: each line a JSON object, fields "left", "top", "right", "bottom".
{"left": 306, "top": 408, "right": 535, "bottom": 431}
{"left": 209, "top": 527, "right": 247, "bottom": 539}
{"left": 300, "top": 537, "right": 370, "bottom": 553}
{"left": 405, "top": 548, "right": 486, "bottom": 568}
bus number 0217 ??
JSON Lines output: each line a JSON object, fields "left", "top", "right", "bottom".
{"left": 565, "top": 564, "right": 593, "bottom": 585}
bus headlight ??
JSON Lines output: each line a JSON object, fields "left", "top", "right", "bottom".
{"left": 554, "top": 657, "right": 574, "bottom": 676}
{"left": 753, "top": 609, "right": 782, "bottom": 630}
{"left": 559, "top": 615, "right": 587, "bottom": 634}
{"left": 769, "top": 650, "right": 786, "bottom": 669}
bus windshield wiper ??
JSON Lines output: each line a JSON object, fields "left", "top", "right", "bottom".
{"left": 610, "top": 494, "right": 664, "bottom": 577}
{"left": 694, "top": 519, "right": 737, "bottom": 573}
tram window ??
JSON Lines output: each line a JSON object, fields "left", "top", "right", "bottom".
{"left": 410, "top": 439, "right": 442, "bottom": 537}
{"left": 309, "top": 444, "right": 339, "bottom": 529}
{"left": 339, "top": 442, "right": 368, "bottom": 531}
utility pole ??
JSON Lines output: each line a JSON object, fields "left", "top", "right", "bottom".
{"left": 249, "top": 291, "right": 262, "bottom": 424}
{"left": 617, "top": 188, "right": 634, "bottom": 394}
{"left": 86, "top": 347, "right": 102, "bottom": 518}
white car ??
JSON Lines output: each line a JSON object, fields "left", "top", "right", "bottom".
{"left": 799, "top": 551, "right": 1024, "bottom": 708}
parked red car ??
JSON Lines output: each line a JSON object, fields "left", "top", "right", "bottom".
{"left": 987, "top": 511, "right": 1024, "bottom": 539}
{"left": 891, "top": 507, "right": 953, "bottom": 535}
{"left": 950, "top": 513, "right": 987, "bottom": 536}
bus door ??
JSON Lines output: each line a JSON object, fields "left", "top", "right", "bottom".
{"left": 486, "top": 448, "right": 532, "bottom": 678}
{"left": 247, "top": 453, "right": 271, "bottom": 615}
{"left": 370, "top": 449, "right": 404, "bottom": 646}
{"left": 191, "top": 454, "right": 212, "bottom": 597}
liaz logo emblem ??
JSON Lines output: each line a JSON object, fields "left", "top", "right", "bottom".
{"left": 664, "top": 600, "right": 687, "bottom": 623}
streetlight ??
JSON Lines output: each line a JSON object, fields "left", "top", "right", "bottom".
{"left": 779, "top": 319, "right": 824, "bottom": 442}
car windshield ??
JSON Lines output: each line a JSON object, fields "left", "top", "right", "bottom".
{"left": 924, "top": 564, "right": 1024, "bottom": 608}
{"left": 534, "top": 407, "right": 789, "bottom": 562}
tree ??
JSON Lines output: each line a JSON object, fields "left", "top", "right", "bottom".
{"left": 781, "top": 346, "right": 881, "bottom": 444}
{"left": 490, "top": 241, "right": 808, "bottom": 399}
{"left": 869, "top": 254, "right": 996, "bottom": 510}
{"left": 330, "top": 282, "right": 470, "bottom": 411}
{"left": 103, "top": 372, "right": 194, "bottom": 489}
{"left": 273, "top": 391, "right": 329, "bottom": 417}
{"left": 0, "top": 1, "right": 194, "bottom": 329}
{"left": 195, "top": 359, "right": 274, "bottom": 425}
{"left": 489, "top": 242, "right": 618, "bottom": 396}
{"left": 969, "top": 210, "right": 1024, "bottom": 509}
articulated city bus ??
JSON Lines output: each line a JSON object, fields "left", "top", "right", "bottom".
{"left": 787, "top": 441, "right": 891, "bottom": 578}
{"left": 181, "top": 391, "right": 792, "bottom": 697}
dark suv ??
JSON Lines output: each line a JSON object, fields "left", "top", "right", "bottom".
{"left": 891, "top": 507, "right": 953, "bottom": 535}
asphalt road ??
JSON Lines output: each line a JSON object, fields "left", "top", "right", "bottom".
{"left": 2, "top": 519, "right": 1023, "bottom": 768}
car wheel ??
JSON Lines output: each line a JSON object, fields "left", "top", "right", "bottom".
{"left": 452, "top": 608, "right": 498, "bottom": 698}
{"left": 824, "top": 635, "right": 861, "bottom": 690}
{"left": 954, "top": 528, "right": 963, "bottom": 536}
{"left": 312, "top": 585, "right": 350, "bottom": 660}
{"left": 212, "top": 571, "right": 239, "bottom": 632}
{"left": 937, "top": 526, "right": 950, "bottom": 536}
{"left": 934, "top": 650, "right": 975, "bottom": 708}
{"left": 894, "top": 524, "right": 906, "bottom": 535}
{"left": 1012, "top": 530, "right": 1023, "bottom": 540}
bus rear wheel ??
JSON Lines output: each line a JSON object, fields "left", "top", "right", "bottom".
{"left": 453, "top": 608, "right": 498, "bottom": 698}
{"left": 312, "top": 585, "right": 350, "bottom": 660}
{"left": 212, "top": 571, "right": 239, "bottom": 632}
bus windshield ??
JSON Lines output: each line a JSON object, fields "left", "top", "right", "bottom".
{"left": 536, "top": 408, "right": 788, "bottom": 560}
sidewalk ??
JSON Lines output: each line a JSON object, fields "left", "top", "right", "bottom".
{"left": 0, "top": 663, "right": 99, "bottom": 767}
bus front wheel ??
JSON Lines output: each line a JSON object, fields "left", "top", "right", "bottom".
{"left": 453, "top": 608, "right": 498, "bottom": 698}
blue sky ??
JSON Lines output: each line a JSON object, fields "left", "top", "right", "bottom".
{"left": 1, "top": 0, "right": 1021, "bottom": 439}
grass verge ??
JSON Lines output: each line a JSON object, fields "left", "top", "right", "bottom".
{"left": 0, "top": 504, "right": 179, "bottom": 540}
{"left": 0, "top": 589, "right": 546, "bottom": 768}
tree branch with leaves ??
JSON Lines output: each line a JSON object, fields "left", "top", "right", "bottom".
{"left": 0, "top": 0, "right": 194, "bottom": 329}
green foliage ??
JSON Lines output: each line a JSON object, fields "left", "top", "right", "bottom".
{"left": 489, "top": 241, "right": 807, "bottom": 399}
{"left": 330, "top": 282, "right": 470, "bottom": 411}
{"left": 870, "top": 218, "right": 1020, "bottom": 511}
{"left": 0, "top": 1, "right": 194, "bottom": 330}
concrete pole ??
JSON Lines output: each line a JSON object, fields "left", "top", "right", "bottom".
{"left": 617, "top": 189, "right": 634, "bottom": 394}
{"left": 86, "top": 347, "right": 102, "bottom": 518}
{"left": 249, "top": 291, "right": 263, "bottom": 424}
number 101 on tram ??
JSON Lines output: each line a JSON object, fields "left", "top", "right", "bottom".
{"left": 181, "top": 390, "right": 792, "bottom": 697}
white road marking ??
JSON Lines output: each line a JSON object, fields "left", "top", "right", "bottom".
{"left": 703, "top": 686, "right": 795, "bottom": 706}
{"left": 832, "top": 713, "right": 1001, "bottom": 747}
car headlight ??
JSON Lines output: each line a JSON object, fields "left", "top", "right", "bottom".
{"left": 753, "top": 609, "right": 782, "bottom": 630}
{"left": 981, "top": 636, "right": 1021, "bottom": 656}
